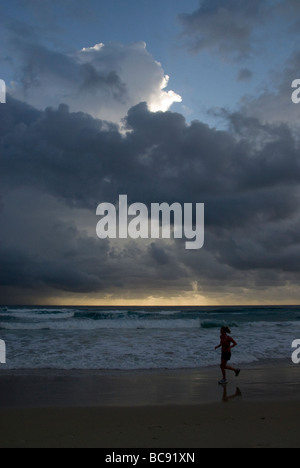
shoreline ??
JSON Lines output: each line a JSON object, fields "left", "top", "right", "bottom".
{"left": 0, "top": 359, "right": 299, "bottom": 408}
{"left": 0, "top": 360, "right": 300, "bottom": 447}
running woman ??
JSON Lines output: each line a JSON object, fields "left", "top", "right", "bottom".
{"left": 215, "top": 327, "right": 241, "bottom": 385}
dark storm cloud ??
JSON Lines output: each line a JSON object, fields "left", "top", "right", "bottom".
{"left": 0, "top": 189, "right": 110, "bottom": 293}
{"left": 178, "top": 0, "right": 266, "bottom": 60}
{"left": 0, "top": 244, "right": 103, "bottom": 293}
{"left": 149, "top": 243, "right": 171, "bottom": 266}
{"left": 0, "top": 97, "right": 123, "bottom": 207}
{"left": 1, "top": 95, "right": 300, "bottom": 299}
{"left": 2, "top": 97, "right": 300, "bottom": 216}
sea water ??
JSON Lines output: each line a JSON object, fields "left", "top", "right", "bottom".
{"left": 0, "top": 306, "right": 299, "bottom": 369}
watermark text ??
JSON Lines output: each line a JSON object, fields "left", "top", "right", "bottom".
{"left": 0, "top": 79, "right": 6, "bottom": 104}
{"left": 96, "top": 195, "right": 205, "bottom": 250}
{"left": 292, "top": 340, "right": 300, "bottom": 364}
{"left": 291, "top": 79, "right": 300, "bottom": 104}
{"left": 0, "top": 340, "right": 6, "bottom": 364}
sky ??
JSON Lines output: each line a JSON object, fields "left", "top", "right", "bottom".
{"left": 1, "top": 0, "right": 300, "bottom": 306}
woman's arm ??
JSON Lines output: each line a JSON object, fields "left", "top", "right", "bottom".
{"left": 230, "top": 338, "right": 237, "bottom": 349}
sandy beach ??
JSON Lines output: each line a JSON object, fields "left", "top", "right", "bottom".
{"left": 0, "top": 361, "right": 299, "bottom": 448}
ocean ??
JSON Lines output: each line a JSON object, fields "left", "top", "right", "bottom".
{"left": 0, "top": 306, "right": 299, "bottom": 370}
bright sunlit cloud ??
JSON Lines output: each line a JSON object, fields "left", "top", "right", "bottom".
{"left": 10, "top": 39, "right": 182, "bottom": 125}
{"left": 148, "top": 75, "right": 182, "bottom": 112}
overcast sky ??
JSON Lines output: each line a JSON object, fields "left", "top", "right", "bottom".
{"left": 1, "top": 0, "right": 300, "bottom": 306}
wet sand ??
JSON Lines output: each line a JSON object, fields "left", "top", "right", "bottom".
{"left": 0, "top": 361, "right": 299, "bottom": 447}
